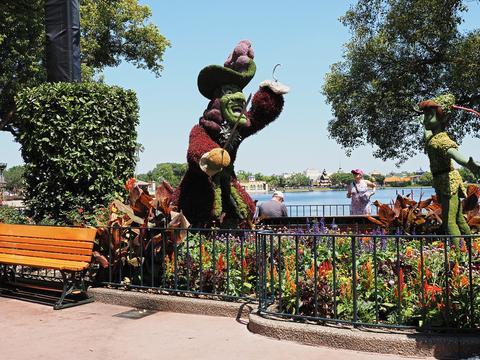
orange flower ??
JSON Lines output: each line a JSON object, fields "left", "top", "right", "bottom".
{"left": 306, "top": 261, "right": 315, "bottom": 280}
{"left": 318, "top": 260, "right": 332, "bottom": 277}
{"left": 435, "top": 241, "right": 444, "bottom": 249}
{"left": 460, "top": 275, "right": 469, "bottom": 287}
{"left": 472, "top": 240, "right": 479, "bottom": 253}
{"left": 405, "top": 246, "right": 413, "bottom": 258}
{"left": 125, "top": 177, "right": 136, "bottom": 191}
{"left": 453, "top": 261, "right": 460, "bottom": 277}
{"left": 424, "top": 283, "right": 442, "bottom": 301}
{"left": 216, "top": 253, "right": 225, "bottom": 272}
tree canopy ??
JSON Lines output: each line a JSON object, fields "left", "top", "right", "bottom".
{"left": 323, "top": 0, "right": 480, "bottom": 164}
{"left": 4, "top": 165, "right": 26, "bottom": 192}
{"left": 0, "top": 0, "right": 170, "bottom": 135}
{"left": 137, "top": 163, "right": 187, "bottom": 187}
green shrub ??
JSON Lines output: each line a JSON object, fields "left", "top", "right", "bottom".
{"left": 0, "top": 206, "right": 29, "bottom": 224}
{"left": 15, "top": 82, "right": 139, "bottom": 222}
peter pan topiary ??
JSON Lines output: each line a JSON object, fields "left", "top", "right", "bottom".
{"left": 419, "top": 94, "right": 480, "bottom": 242}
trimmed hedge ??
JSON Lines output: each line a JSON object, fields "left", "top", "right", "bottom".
{"left": 15, "top": 82, "right": 139, "bottom": 221}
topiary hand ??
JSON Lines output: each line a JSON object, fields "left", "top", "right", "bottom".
{"left": 260, "top": 80, "right": 290, "bottom": 95}
{"left": 199, "top": 148, "right": 231, "bottom": 176}
{"left": 467, "top": 157, "right": 480, "bottom": 179}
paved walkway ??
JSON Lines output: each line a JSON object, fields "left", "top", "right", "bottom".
{"left": 0, "top": 297, "right": 429, "bottom": 360}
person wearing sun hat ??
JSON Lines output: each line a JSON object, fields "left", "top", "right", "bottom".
{"left": 172, "top": 40, "right": 289, "bottom": 228}
{"left": 347, "top": 168, "right": 376, "bottom": 215}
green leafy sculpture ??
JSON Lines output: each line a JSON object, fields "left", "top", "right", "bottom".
{"left": 419, "top": 95, "right": 480, "bottom": 239}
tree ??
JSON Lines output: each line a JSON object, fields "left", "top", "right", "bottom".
{"left": 148, "top": 163, "right": 187, "bottom": 187}
{"left": 0, "top": 0, "right": 170, "bottom": 135}
{"left": 323, "top": 0, "right": 480, "bottom": 164}
{"left": 417, "top": 172, "right": 433, "bottom": 186}
{"left": 330, "top": 172, "right": 354, "bottom": 188}
{"left": 459, "top": 167, "right": 476, "bottom": 183}
{"left": 285, "top": 173, "right": 311, "bottom": 188}
{"left": 4, "top": 165, "right": 25, "bottom": 192}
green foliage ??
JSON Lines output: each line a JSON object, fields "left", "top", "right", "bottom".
{"left": 285, "top": 173, "right": 311, "bottom": 188}
{"left": 323, "top": 0, "right": 480, "bottom": 164}
{"left": 4, "top": 165, "right": 25, "bottom": 192}
{"left": 80, "top": 0, "right": 171, "bottom": 80}
{"left": 330, "top": 172, "right": 354, "bottom": 187}
{"left": 417, "top": 171, "right": 433, "bottom": 186}
{"left": 15, "top": 82, "right": 139, "bottom": 221}
{"left": 0, "top": 0, "right": 45, "bottom": 133}
{"left": 137, "top": 162, "right": 187, "bottom": 187}
{"left": 459, "top": 167, "right": 476, "bottom": 183}
{"left": 0, "top": 0, "right": 170, "bottom": 133}
{"left": 0, "top": 206, "right": 29, "bottom": 224}
{"left": 433, "top": 93, "right": 456, "bottom": 114}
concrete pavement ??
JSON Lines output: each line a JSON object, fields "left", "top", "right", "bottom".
{"left": 0, "top": 297, "right": 428, "bottom": 360}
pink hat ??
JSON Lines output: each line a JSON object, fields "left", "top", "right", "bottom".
{"left": 351, "top": 169, "right": 364, "bottom": 175}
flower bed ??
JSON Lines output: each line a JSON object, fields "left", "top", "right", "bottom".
{"left": 96, "top": 223, "right": 480, "bottom": 330}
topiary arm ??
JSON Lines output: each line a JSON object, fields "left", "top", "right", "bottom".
{"left": 187, "top": 125, "right": 219, "bottom": 166}
{"left": 447, "top": 148, "right": 480, "bottom": 178}
{"left": 240, "top": 87, "right": 285, "bottom": 137}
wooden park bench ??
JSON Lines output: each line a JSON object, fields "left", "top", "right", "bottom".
{"left": 0, "top": 223, "right": 97, "bottom": 309}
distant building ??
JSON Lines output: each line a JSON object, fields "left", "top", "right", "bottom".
{"left": 317, "top": 169, "right": 332, "bottom": 187}
{"left": 240, "top": 176, "right": 269, "bottom": 194}
{"left": 384, "top": 176, "right": 412, "bottom": 186}
{"left": 136, "top": 180, "right": 156, "bottom": 195}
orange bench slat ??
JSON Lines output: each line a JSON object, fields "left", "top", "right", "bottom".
{"left": 0, "top": 254, "right": 89, "bottom": 271}
{"left": 0, "top": 241, "right": 93, "bottom": 256}
{"left": 0, "top": 235, "right": 94, "bottom": 249}
{"left": 0, "top": 247, "right": 91, "bottom": 262}
{"left": 0, "top": 224, "right": 97, "bottom": 242}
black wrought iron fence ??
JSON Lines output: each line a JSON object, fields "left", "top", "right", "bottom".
{"left": 257, "top": 231, "right": 480, "bottom": 331}
{"left": 285, "top": 204, "right": 379, "bottom": 217}
{"left": 97, "top": 226, "right": 259, "bottom": 301}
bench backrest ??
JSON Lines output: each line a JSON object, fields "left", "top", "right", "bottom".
{"left": 0, "top": 224, "right": 97, "bottom": 263}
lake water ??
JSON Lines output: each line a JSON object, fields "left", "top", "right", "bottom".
{"left": 252, "top": 187, "right": 435, "bottom": 217}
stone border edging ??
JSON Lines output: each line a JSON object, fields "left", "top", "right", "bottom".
{"left": 89, "top": 288, "right": 480, "bottom": 358}
{"left": 248, "top": 313, "right": 480, "bottom": 358}
{"left": 89, "top": 287, "right": 253, "bottom": 319}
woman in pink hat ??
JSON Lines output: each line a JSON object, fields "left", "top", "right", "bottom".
{"left": 346, "top": 169, "right": 376, "bottom": 215}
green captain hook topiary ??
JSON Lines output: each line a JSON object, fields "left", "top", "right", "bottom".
{"left": 171, "top": 40, "right": 289, "bottom": 228}
{"left": 418, "top": 94, "right": 480, "bottom": 241}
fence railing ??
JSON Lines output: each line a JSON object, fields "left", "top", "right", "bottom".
{"left": 284, "top": 204, "right": 379, "bottom": 217}
{"left": 97, "top": 227, "right": 260, "bottom": 301}
{"left": 257, "top": 231, "right": 480, "bottom": 331}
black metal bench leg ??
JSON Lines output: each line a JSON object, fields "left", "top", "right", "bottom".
{"left": 53, "top": 271, "right": 93, "bottom": 310}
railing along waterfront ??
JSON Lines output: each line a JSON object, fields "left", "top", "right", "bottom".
{"left": 98, "top": 226, "right": 259, "bottom": 300}
{"left": 284, "top": 204, "right": 379, "bottom": 217}
{"left": 257, "top": 231, "right": 480, "bottom": 331}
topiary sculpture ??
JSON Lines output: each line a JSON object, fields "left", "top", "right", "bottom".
{"left": 172, "top": 40, "right": 289, "bottom": 228}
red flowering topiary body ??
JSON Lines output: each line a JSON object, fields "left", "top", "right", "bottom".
{"left": 172, "top": 87, "right": 284, "bottom": 228}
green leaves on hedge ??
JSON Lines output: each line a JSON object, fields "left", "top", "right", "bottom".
{"left": 15, "top": 82, "right": 139, "bottom": 222}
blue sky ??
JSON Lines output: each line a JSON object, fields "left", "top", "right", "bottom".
{"left": 2, "top": 0, "right": 480, "bottom": 175}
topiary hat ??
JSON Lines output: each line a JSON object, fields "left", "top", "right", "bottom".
{"left": 197, "top": 40, "right": 256, "bottom": 99}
